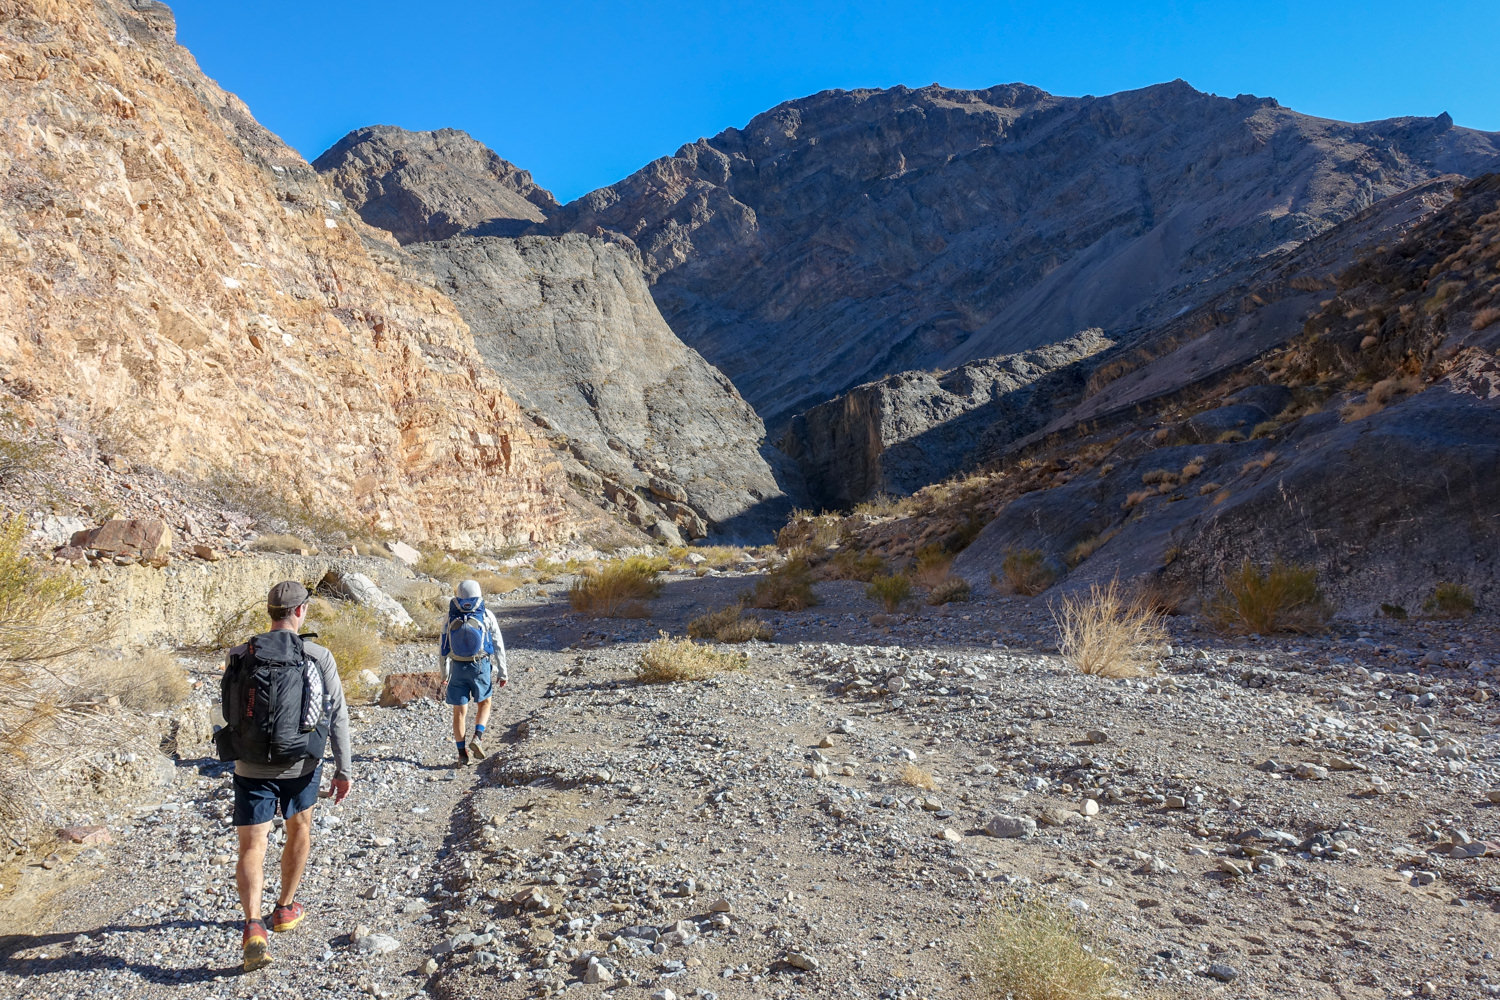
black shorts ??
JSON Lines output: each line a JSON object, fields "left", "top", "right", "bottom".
{"left": 232, "top": 764, "right": 322, "bottom": 826}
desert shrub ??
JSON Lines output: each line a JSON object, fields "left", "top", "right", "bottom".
{"left": 249, "top": 533, "right": 315, "bottom": 555}
{"left": 1054, "top": 579, "right": 1167, "bottom": 678}
{"left": 1206, "top": 559, "right": 1330, "bottom": 634}
{"left": 208, "top": 602, "right": 270, "bottom": 651}
{"left": 621, "top": 553, "right": 670, "bottom": 575}
{"left": 1370, "top": 374, "right": 1423, "bottom": 406}
{"left": 1140, "top": 468, "right": 1176, "bottom": 486}
{"left": 569, "top": 558, "right": 663, "bottom": 617}
{"left": 1001, "top": 548, "right": 1057, "bottom": 596}
{"left": 209, "top": 474, "right": 388, "bottom": 549}
{"left": 1132, "top": 575, "right": 1189, "bottom": 616}
{"left": 1239, "top": 450, "right": 1277, "bottom": 475}
{"left": 470, "top": 569, "right": 525, "bottom": 596}
{"left": 0, "top": 517, "right": 89, "bottom": 662}
{"left": 927, "top": 576, "right": 971, "bottom": 605}
{"left": 669, "top": 545, "right": 743, "bottom": 571}
{"left": 1215, "top": 429, "right": 1247, "bottom": 443}
{"left": 853, "top": 493, "right": 914, "bottom": 517}
{"left": 866, "top": 573, "right": 912, "bottom": 612}
{"left": 1064, "top": 531, "right": 1113, "bottom": 568}
{"left": 389, "top": 579, "right": 447, "bottom": 639}
{"left": 636, "top": 633, "right": 746, "bottom": 684}
{"left": 746, "top": 556, "right": 819, "bottom": 611}
{"left": 1380, "top": 602, "right": 1409, "bottom": 620}
{"left": 416, "top": 550, "right": 474, "bottom": 583}
{"left": 1473, "top": 305, "right": 1500, "bottom": 331}
{"left": 87, "top": 650, "right": 191, "bottom": 712}
{"left": 899, "top": 762, "right": 936, "bottom": 790}
{"left": 687, "top": 605, "right": 773, "bottom": 643}
{"left": 305, "top": 598, "right": 383, "bottom": 700}
{"left": 1197, "top": 481, "right": 1222, "bottom": 496}
{"left": 777, "top": 510, "right": 845, "bottom": 551}
{"left": 912, "top": 545, "right": 954, "bottom": 588}
{"left": 1250, "top": 420, "right": 1280, "bottom": 439}
{"left": 1424, "top": 582, "right": 1476, "bottom": 619}
{"left": 1121, "top": 489, "right": 1151, "bottom": 510}
{"left": 824, "top": 547, "right": 886, "bottom": 582}
{"left": 974, "top": 895, "right": 1122, "bottom": 1000}
{"left": 1179, "top": 455, "right": 1206, "bottom": 480}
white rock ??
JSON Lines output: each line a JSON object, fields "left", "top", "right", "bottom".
{"left": 354, "top": 933, "right": 401, "bottom": 955}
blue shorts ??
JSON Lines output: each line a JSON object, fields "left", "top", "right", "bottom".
{"left": 446, "top": 658, "right": 493, "bottom": 706}
{"left": 232, "top": 764, "right": 321, "bottom": 826}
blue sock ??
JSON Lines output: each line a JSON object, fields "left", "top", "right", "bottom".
{"left": 474, "top": 724, "right": 485, "bottom": 737}
{"left": 456, "top": 740, "right": 466, "bottom": 751}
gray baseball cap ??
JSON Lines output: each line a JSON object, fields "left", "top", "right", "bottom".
{"left": 267, "top": 580, "right": 310, "bottom": 616}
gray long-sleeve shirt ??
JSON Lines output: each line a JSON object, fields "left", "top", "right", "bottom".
{"left": 229, "top": 634, "right": 352, "bottom": 782}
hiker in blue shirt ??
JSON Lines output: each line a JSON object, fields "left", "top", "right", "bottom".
{"left": 438, "top": 579, "right": 507, "bottom": 766}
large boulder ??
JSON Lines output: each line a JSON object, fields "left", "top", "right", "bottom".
{"left": 320, "top": 570, "right": 413, "bottom": 629}
{"left": 69, "top": 518, "right": 174, "bottom": 563}
{"left": 380, "top": 672, "right": 445, "bottom": 707}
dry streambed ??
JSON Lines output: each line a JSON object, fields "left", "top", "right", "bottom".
{"left": 1, "top": 575, "right": 1499, "bottom": 1000}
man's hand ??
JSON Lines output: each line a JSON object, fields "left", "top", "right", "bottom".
{"left": 498, "top": 678, "right": 507, "bottom": 688}
{"left": 330, "top": 777, "right": 351, "bottom": 804}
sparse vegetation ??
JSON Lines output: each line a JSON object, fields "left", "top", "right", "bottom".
{"left": 569, "top": 557, "right": 664, "bottom": 617}
{"left": 1197, "top": 481, "right": 1222, "bottom": 496}
{"left": 85, "top": 650, "right": 191, "bottom": 712}
{"left": 777, "top": 510, "right": 845, "bottom": 551}
{"left": 1215, "top": 429, "right": 1247, "bottom": 443}
{"left": 1239, "top": 450, "right": 1277, "bottom": 475}
{"left": 926, "top": 577, "right": 971, "bottom": 605}
{"left": 1474, "top": 305, "right": 1500, "bottom": 331}
{"left": 1424, "top": 582, "right": 1475, "bottom": 619}
{"left": 1122, "top": 489, "right": 1152, "bottom": 510}
{"left": 824, "top": 548, "right": 886, "bottom": 582}
{"left": 911, "top": 545, "right": 954, "bottom": 588}
{"left": 1380, "top": 602, "right": 1409, "bottom": 621}
{"left": 866, "top": 573, "right": 913, "bottom": 612}
{"left": 973, "top": 894, "right": 1123, "bottom": 1000}
{"left": 1001, "top": 548, "right": 1057, "bottom": 596}
{"left": 899, "top": 762, "right": 937, "bottom": 790}
{"left": 306, "top": 598, "right": 383, "bottom": 700}
{"left": 1179, "top": 455, "right": 1206, "bottom": 480}
{"left": 687, "top": 604, "right": 773, "bottom": 643}
{"left": 1207, "top": 558, "right": 1330, "bottom": 634}
{"left": 1065, "top": 530, "right": 1116, "bottom": 568}
{"left": 746, "top": 555, "right": 819, "bottom": 611}
{"left": 1054, "top": 579, "right": 1167, "bottom": 678}
{"left": 636, "top": 633, "right": 746, "bottom": 684}
{"left": 1140, "top": 468, "right": 1176, "bottom": 486}
{"left": 249, "top": 533, "right": 315, "bottom": 555}
{"left": 852, "top": 493, "right": 915, "bottom": 517}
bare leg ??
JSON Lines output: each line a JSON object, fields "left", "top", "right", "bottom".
{"left": 277, "top": 807, "right": 314, "bottom": 906}
{"left": 451, "top": 704, "right": 467, "bottom": 741}
{"left": 236, "top": 822, "right": 271, "bottom": 921}
{"left": 474, "top": 697, "right": 492, "bottom": 732}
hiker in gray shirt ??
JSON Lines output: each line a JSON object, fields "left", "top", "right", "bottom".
{"left": 221, "top": 580, "right": 352, "bottom": 972}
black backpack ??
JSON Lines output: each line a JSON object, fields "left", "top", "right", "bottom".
{"left": 216, "top": 630, "right": 330, "bottom": 766}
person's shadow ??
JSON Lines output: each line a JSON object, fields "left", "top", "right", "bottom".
{"left": 0, "top": 918, "right": 244, "bottom": 981}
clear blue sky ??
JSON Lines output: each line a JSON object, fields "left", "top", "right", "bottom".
{"left": 172, "top": 0, "right": 1500, "bottom": 204}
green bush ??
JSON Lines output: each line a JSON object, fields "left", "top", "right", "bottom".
{"left": 1207, "top": 559, "right": 1330, "bottom": 634}
{"left": 1424, "top": 582, "right": 1475, "bottom": 619}
{"left": 866, "top": 573, "right": 912, "bottom": 612}
{"left": 1001, "top": 548, "right": 1058, "bottom": 596}
{"left": 746, "top": 555, "right": 819, "bottom": 611}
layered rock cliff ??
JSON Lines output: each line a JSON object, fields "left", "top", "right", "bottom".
{"left": 541, "top": 82, "right": 1500, "bottom": 426}
{"left": 314, "top": 126, "right": 558, "bottom": 244}
{"left": 404, "top": 234, "right": 788, "bottom": 540}
{"left": 780, "top": 329, "right": 1113, "bottom": 508}
{"left": 0, "top": 0, "right": 574, "bottom": 548}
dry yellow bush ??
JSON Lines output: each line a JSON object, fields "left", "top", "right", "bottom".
{"left": 824, "top": 548, "right": 886, "bottom": 582}
{"left": 569, "top": 559, "right": 663, "bottom": 617}
{"left": 636, "top": 634, "right": 747, "bottom": 684}
{"left": 1054, "top": 579, "right": 1167, "bottom": 678}
{"left": 687, "top": 605, "right": 774, "bottom": 643}
{"left": 248, "top": 533, "right": 315, "bottom": 555}
{"left": 306, "top": 598, "right": 383, "bottom": 699}
{"left": 1122, "top": 489, "right": 1152, "bottom": 510}
{"left": 912, "top": 545, "right": 954, "bottom": 588}
{"left": 974, "top": 895, "right": 1123, "bottom": 1000}
{"left": 926, "top": 576, "right": 971, "bottom": 605}
{"left": 1239, "top": 451, "right": 1277, "bottom": 475}
{"left": 1197, "top": 481, "right": 1222, "bottom": 496}
{"left": 1179, "top": 455, "right": 1206, "bottom": 480}
{"left": 85, "top": 649, "right": 191, "bottom": 712}
{"left": 1473, "top": 305, "right": 1500, "bottom": 331}
{"left": 899, "top": 762, "right": 937, "bottom": 790}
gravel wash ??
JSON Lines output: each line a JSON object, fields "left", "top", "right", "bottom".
{"left": 2, "top": 573, "right": 1499, "bottom": 1000}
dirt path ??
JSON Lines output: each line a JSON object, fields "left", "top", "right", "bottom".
{"left": 2, "top": 571, "right": 1499, "bottom": 999}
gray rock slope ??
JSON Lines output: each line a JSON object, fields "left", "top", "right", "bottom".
{"left": 540, "top": 81, "right": 1500, "bottom": 427}
{"left": 403, "top": 234, "right": 788, "bottom": 540}
{"left": 314, "top": 126, "right": 559, "bottom": 243}
{"left": 780, "top": 329, "right": 1113, "bottom": 509}
{"left": 948, "top": 173, "right": 1500, "bottom": 612}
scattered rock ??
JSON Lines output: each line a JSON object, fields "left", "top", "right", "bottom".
{"left": 984, "top": 814, "right": 1036, "bottom": 839}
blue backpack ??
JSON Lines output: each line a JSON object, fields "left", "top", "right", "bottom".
{"left": 446, "top": 598, "right": 493, "bottom": 662}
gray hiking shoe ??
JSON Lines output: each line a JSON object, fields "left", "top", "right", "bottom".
{"left": 468, "top": 736, "right": 487, "bottom": 761}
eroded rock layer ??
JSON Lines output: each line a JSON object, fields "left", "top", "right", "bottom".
{"left": 404, "top": 234, "right": 788, "bottom": 540}
{"left": 0, "top": 0, "right": 573, "bottom": 548}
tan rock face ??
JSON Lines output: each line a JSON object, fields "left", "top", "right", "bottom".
{"left": 0, "top": 0, "right": 574, "bottom": 548}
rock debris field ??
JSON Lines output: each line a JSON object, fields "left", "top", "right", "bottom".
{"left": 2, "top": 572, "right": 1499, "bottom": 999}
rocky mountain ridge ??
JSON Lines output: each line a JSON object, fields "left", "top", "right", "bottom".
{"left": 538, "top": 82, "right": 1500, "bottom": 426}
{"left": 314, "top": 126, "right": 559, "bottom": 244}
{"left": 0, "top": 0, "right": 581, "bottom": 549}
